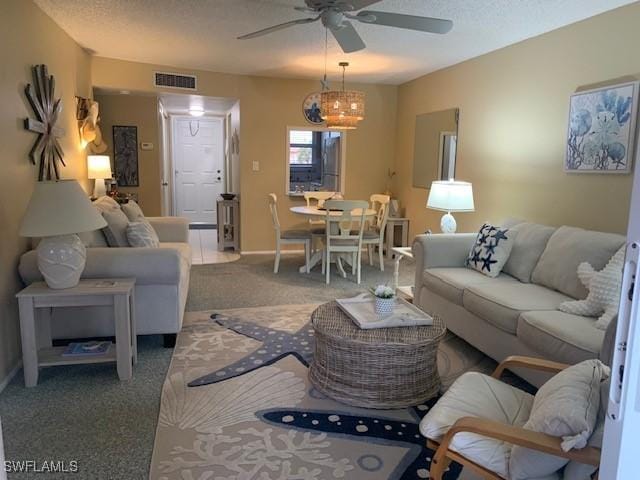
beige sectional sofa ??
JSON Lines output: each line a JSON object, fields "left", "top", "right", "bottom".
{"left": 413, "top": 222, "right": 625, "bottom": 386}
{"left": 19, "top": 216, "right": 191, "bottom": 340}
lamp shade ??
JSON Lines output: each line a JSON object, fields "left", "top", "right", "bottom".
{"left": 20, "top": 180, "right": 107, "bottom": 237}
{"left": 427, "top": 180, "right": 475, "bottom": 212}
{"left": 87, "top": 155, "right": 112, "bottom": 180}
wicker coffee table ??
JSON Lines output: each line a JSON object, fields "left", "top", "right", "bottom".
{"left": 309, "top": 301, "right": 446, "bottom": 409}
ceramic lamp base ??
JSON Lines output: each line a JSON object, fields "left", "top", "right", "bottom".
{"left": 93, "top": 179, "right": 107, "bottom": 199}
{"left": 440, "top": 212, "right": 457, "bottom": 233}
{"left": 36, "top": 234, "right": 86, "bottom": 289}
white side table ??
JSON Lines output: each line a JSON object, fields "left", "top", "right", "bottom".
{"left": 392, "top": 246, "right": 414, "bottom": 301}
{"left": 16, "top": 278, "right": 137, "bottom": 387}
{"left": 386, "top": 218, "right": 410, "bottom": 259}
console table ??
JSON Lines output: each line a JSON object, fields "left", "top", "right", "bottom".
{"left": 16, "top": 278, "right": 137, "bottom": 387}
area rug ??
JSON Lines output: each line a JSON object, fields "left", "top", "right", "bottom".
{"left": 150, "top": 304, "right": 506, "bottom": 480}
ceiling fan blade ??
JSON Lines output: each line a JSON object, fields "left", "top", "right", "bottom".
{"left": 305, "top": 0, "right": 381, "bottom": 11}
{"left": 238, "top": 16, "right": 319, "bottom": 40}
{"left": 330, "top": 20, "right": 366, "bottom": 53}
{"left": 357, "top": 11, "right": 453, "bottom": 34}
{"left": 336, "top": 0, "right": 383, "bottom": 10}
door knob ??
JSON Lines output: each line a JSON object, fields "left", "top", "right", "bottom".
{"left": 217, "top": 177, "right": 221, "bottom": 181}
{"left": 162, "top": 182, "right": 169, "bottom": 186}
{"left": 217, "top": 170, "right": 221, "bottom": 174}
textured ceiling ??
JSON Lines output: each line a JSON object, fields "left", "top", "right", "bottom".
{"left": 35, "top": 0, "right": 635, "bottom": 85}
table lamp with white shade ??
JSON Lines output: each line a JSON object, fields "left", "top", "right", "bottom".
{"left": 426, "top": 180, "right": 475, "bottom": 233}
{"left": 87, "top": 155, "right": 112, "bottom": 198}
{"left": 20, "top": 180, "right": 107, "bottom": 289}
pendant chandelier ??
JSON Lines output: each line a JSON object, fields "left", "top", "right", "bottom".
{"left": 319, "top": 30, "right": 365, "bottom": 130}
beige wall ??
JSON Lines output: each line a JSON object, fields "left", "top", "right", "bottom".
{"left": 94, "top": 94, "right": 162, "bottom": 216}
{"left": 0, "top": 0, "right": 92, "bottom": 382}
{"left": 393, "top": 3, "right": 640, "bottom": 240}
{"left": 91, "top": 57, "right": 398, "bottom": 251}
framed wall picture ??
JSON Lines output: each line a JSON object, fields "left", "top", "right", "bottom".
{"left": 113, "top": 125, "right": 139, "bottom": 186}
{"left": 565, "top": 81, "right": 639, "bottom": 173}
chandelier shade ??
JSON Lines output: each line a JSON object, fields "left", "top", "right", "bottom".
{"left": 319, "top": 62, "right": 365, "bottom": 130}
{"left": 320, "top": 90, "right": 365, "bottom": 129}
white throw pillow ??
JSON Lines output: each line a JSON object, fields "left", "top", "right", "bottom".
{"left": 122, "top": 200, "right": 145, "bottom": 222}
{"left": 559, "top": 246, "right": 625, "bottom": 330}
{"left": 101, "top": 209, "right": 130, "bottom": 247}
{"left": 466, "top": 223, "right": 517, "bottom": 278}
{"left": 126, "top": 220, "right": 160, "bottom": 248}
{"left": 509, "top": 359, "right": 610, "bottom": 480}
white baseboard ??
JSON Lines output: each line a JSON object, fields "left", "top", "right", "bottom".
{"left": 0, "top": 362, "right": 22, "bottom": 393}
{"left": 241, "top": 249, "right": 305, "bottom": 255}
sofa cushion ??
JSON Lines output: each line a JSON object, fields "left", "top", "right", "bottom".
{"left": 420, "top": 372, "right": 534, "bottom": 478}
{"left": 423, "top": 268, "right": 516, "bottom": 306}
{"left": 93, "top": 195, "right": 120, "bottom": 212}
{"left": 503, "top": 223, "right": 556, "bottom": 283}
{"left": 127, "top": 221, "right": 160, "bottom": 248}
{"left": 517, "top": 311, "right": 604, "bottom": 364}
{"left": 77, "top": 229, "right": 109, "bottom": 248}
{"left": 509, "top": 359, "right": 609, "bottom": 480}
{"left": 463, "top": 282, "right": 572, "bottom": 334}
{"left": 122, "top": 200, "right": 145, "bottom": 222}
{"left": 531, "top": 226, "right": 625, "bottom": 300}
{"left": 466, "top": 223, "right": 517, "bottom": 278}
{"left": 101, "top": 209, "right": 131, "bottom": 247}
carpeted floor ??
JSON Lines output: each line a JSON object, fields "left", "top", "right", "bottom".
{"left": 0, "top": 253, "right": 412, "bottom": 479}
{"left": 187, "top": 253, "right": 416, "bottom": 312}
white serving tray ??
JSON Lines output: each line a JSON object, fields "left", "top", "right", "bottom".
{"left": 336, "top": 293, "right": 433, "bottom": 329}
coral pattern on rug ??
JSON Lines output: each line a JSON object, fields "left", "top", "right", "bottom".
{"left": 151, "top": 304, "right": 508, "bottom": 479}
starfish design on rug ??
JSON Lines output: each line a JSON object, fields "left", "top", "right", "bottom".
{"left": 258, "top": 404, "right": 462, "bottom": 480}
{"left": 188, "top": 317, "right": 315, "bottom": 387}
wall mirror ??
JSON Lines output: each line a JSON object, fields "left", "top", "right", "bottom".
{"left": 286, "top": 127, "right": 346, "bottom": 196}
{"left": 412, "top": 108, "right": 459, "bottom": 188}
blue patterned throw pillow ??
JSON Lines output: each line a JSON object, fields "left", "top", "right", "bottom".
{"left": 467, "top": 223, "right": 517, "bottom": 278}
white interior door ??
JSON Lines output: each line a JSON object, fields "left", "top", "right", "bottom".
{"left": 173, "top": 117, "right": 224, "bottom": 224}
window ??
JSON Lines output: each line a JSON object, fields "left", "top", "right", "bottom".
{"left": 286, "top": 127, "right": 345, "bottom": 195}
{"left": 289, "top": 130, "right": 314, "bottom": 165}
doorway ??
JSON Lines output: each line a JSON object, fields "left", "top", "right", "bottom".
{"left": 172, "top": 116, "right": 224, "bottom": 225}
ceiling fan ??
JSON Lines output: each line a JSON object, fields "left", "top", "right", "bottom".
{"left": 237, "top": 0, "right": 453, "bottom": 53}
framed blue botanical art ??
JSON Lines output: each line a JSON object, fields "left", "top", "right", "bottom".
{"left": 565, "top": 81, "right": 639, "bottom": 173}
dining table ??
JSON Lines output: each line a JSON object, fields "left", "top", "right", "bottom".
{"left": 290, "top": 205, "right": 377, "bottom": 274}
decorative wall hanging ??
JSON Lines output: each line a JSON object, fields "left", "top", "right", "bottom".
{"left": 76, "top": 97, "right": 107, "bottom": 153}
{"left": 113, "top": 125, "right": 139, "bottom": 186}
{"left": 24, "top": 64, "right": 66, "bottom": 180}
{"left": 231, "top": 128, "right": 240, "bottom": 155}
{"left": 565, "top": 81, "right": 639, "bottom": 173}
{"left": 302, "top": 92, "right": 324, "bottom": 125}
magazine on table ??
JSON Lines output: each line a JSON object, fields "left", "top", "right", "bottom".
{"left": 62, "top": 341, "right": 112, "bottom": 357}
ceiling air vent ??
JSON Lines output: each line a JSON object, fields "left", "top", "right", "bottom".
{"left": 154, "top": 72, "right": 197, "bottom": 90}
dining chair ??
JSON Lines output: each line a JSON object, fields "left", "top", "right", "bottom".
{"left": 322, "top": 199, "right": 369, "bottom": 284}
{"left": 304, "top": 191, "right": 336, "bottom": 209}
{"left": 363, "top": 194, "right": 391, "bottom": 271}
{"left": 267, "top": 193, "right": 311, "bottom": 274}
{"left": 304, "top": 191, "right": 336, "bottom": 253}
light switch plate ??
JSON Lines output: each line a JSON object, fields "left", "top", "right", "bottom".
{"left": 140, "top": 142, "right": 154, "bottom": 150}
{"left": 252, "top": 161, "right": 260, "bottom": 172}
